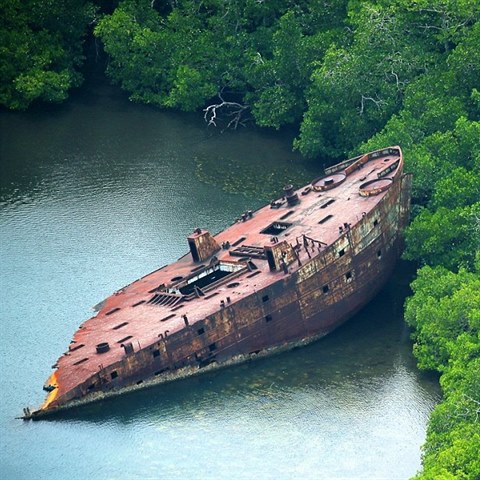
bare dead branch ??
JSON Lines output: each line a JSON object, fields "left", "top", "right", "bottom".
{"left": 203, "top": 96, "right": 250, "bottom": 130}
{"left": 360, "top": 95, "right": 386, "bottom": 114}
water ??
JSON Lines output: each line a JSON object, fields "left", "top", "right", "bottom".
{"left": 0, "top": 85, "right": 440, "bottom": 480}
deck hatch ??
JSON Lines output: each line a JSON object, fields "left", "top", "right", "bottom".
{"left": 231, "top": 236, "right": 246, "bottom": 247}
{"left": 230, "top": 245, "right": 266, "bottom": 260}
{"left": 177, "top": 262, "right": 244, "bottom": 296}
{"left": 117, "top": 335, "right": 133, "bottom": 343}
{"left": 73, "top": 358, "right": 88, "bottom": 366}
{"left": 261, "top": 221, "right": 292, "bottom": 235}
{"left": 320, "top": 199, "right": 336, "bottom": 209}
{"left": 113, "top": 322, "right": 129, "bottom": 330}
{"left": 280, "top": 210, "right": 295, "bottom": 220}
{"left": 69, "top": 343, "right": 84, "bottom": 352}
{"left": 132, "top": 300, "right": 146, "bottom": 307}
{"left": 319, "top": 214, "right": 333, "bottom": 224}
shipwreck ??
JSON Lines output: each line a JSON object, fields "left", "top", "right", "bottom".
{"left": 25, "top": 146, "right": 411, "bottom": 419}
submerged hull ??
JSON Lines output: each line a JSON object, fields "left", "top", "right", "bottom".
{"left": 26, "top": 147, "right": 411, "bottom": 419}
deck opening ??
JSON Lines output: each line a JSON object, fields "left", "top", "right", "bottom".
{"left": 266, "top": 249, "right": 276, "bottom": 271}
{"left": 338, "top": 248, "right": 345, "bottom": 257}
{"left": 345, "top": 271, "right": 352, "bottom": 281}
{"left": 188, "top": 239, "right": 200, "bottom": 262}
{"left": 247, "top": 270, "right": 261, "bottom": 279}
{"left": 320, "top": 199, "right": 336, "bottom": 209}
{"left": 132, "top": 300, "right": 146, "bottom": 307}
{"left": 136, "top": 380, "right": 143, "bottom": 385}
{"left": 178, "top": 262, "right": 243, "bottom": 296}
{"left": 160, "top": 314, "right": 176, "bottom": 322}
{"left": 261, "top": 221, "right": 292, "bottom": 236}
{"left": 208, "top": 343, "right": 217, "bottom": 352}
{"left": 171, "top": 276, "right": 184, "bottom": 282}
{"left": 280, "top": 210, "right": 295, "bottom": 220}
{"left": 117, "top": 335, "right": 133, "bottom": 343}
{"left": 319, "top": 214, "right": 333, "bottom": 224}
{"left": 197, "top": 327, "right": 205, "bottom": 335}
{"left": 152, "top": 349, "right": 160, "bottom": 358}
{"left": 373, "top": 219, "right": 379, "bottom": 226}
{"left": 106, "top": 307, "right": 121, "bottom": 316}
{"left": 262, "top": 295, "right": 269, "bottom": 302}
{"left": 265, "top": 314, "right": 273, "bottom": 322}
{"left": 377, "top": 249, "right": 382, "bottom": 258}
{"left": 73, "top": 358, "right": 88, "bottom": 366}
{"left": 69, "top": 343, "right": 85, "bottom": 352}
{"left": 232, "top": 236, "right": 246, "bottom": 247}
{"left": 230, "top": 245, "right": 266, "bottom": 260}
{"left": 113, "top": 321, "right": 129, "bottom": 330}
{"left": 322, "top": 285, "right": 329, "bottom": 293}
{"left": 110, "top": 371, "right": 118, "bottom": 380}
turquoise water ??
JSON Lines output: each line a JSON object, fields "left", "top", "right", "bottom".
{"left": 0, "top": 86, "right": 439, "bottom": 479}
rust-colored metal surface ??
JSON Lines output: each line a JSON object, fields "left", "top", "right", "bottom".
{"left": 28, "top": 146, "right": 412, "bottom": 418}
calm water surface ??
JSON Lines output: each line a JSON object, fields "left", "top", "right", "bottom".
{"left": 0, "top": 86, "right": 440, "bottom": 480}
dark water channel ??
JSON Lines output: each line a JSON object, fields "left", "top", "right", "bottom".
{"left": 0, "top": 84, "right": 440, "bottom": 479}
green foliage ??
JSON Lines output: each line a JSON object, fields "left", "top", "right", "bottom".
{"left": 0, "top": 0, "right": 96, "bottom": 109}
{"left": 246, "top": 7, "right": 346, "bottom": 129}
{"left": 295, "top": 2, "right": 441, "bottom": 159}
{"left": 94, "top": 0, "right": 349, "bottom": 119}
{"left": 406, "top": 265, "right": 480, "bottom": 480}
{"left": 405, "top": 266, "right": 480, "bottom": 371}
{"left": 432, "top": 167, "right": 480, "bottom": 209}
{"left": 404, "top": 203, "right": 480, "bottom": 271}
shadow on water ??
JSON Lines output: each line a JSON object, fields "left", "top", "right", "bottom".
{"left": 45, "top": 261, "right": 438, "bottom": 426}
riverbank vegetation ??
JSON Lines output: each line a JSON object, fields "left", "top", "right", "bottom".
{"left": 1, "top": 1, "right": 479, "bottom": 478}
{"left": 0, "top": 0, "right": 96, "bottom": 109}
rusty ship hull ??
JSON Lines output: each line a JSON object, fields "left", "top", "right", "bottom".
{"left": 26, "top": 146, "right": 411, "bottom": 419}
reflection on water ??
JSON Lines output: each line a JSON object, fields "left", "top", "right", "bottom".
{"left": 0, "top": 85, "right": 439, "bottom": 480}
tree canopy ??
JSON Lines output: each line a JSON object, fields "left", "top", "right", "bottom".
{"left": 0, "top": 0, "right": 96, "bottom": 109}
